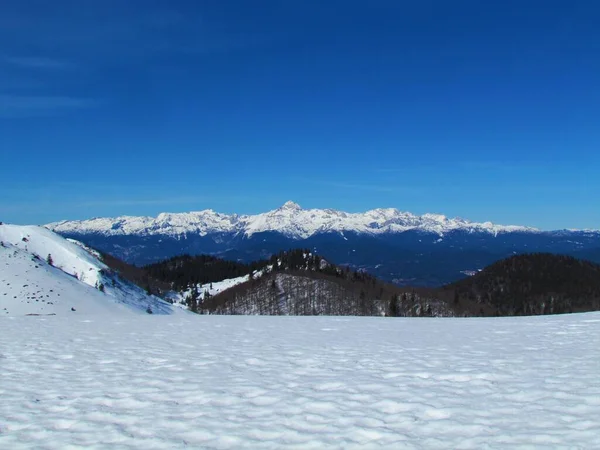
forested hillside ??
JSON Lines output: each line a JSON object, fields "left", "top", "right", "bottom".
{"left": 68, "top": 243, "right": 600, "bottom": 318}
{"left": 445, "top": 253, "right": 600, "bottom": 316}
{"left": 144, "top": 254, "right": 269, "bottom": 290}
{"left": 198, "top": 249, "right": 454, "bottom": 317}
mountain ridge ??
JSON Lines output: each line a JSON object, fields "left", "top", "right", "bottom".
{"left": 43, "top": 203, "right": 600, "bottom": 287}
{"left": 47, "top": 201, "right": 546, "bottom": 239}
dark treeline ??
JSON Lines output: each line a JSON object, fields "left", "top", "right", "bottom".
{"left": 201, "top": 252, "right": 600, "bottom": 317}
{"left": 100, "top": 251, "right": 170, "bottom": 296}
{"left": 99, "top": 246, "right": 600, "bottom": 318}
{"left": 200, "top": 271, "right": 452, "bottom": 317}
{"left": 144, "top": 254, "right": 270, "bottom": 290}
{"left": 269, "top": 248, "right": 380, "bottom": 282}
{"left": 200, "top": 249, "right": 453, "bottom": 317}
{"left": 445, "top": 253, "right": 600, "bottom": 316}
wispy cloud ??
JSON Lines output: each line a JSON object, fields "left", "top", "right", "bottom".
{"left": 4, "top": 56, "right": 76, "bottom": 70}
{"left": 0, "top": 2, "right": 264, "bottom": 63}
{"left": 0, "top": 95, "right": 98, "bottom": 118}
{"left": 0, "top": 1, "right": 269, "bottom": 122}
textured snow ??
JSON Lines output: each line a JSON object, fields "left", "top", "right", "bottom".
{"left": 0, "top": 241, "right": 132, "bottom": 316}
{"left": 66, "top": 238, "right": 103, "bottom": 260}
{"left": 1, "top": 313, "right": 599, "bottom": 449}
{"left": 1, "top": 224, "right": 109, "bottom": 288}
{"left": 0, "top": 224, "right": 179, "bottom": 316}
{"left": 47, "top": 201, "right": 538, "bottom": 239}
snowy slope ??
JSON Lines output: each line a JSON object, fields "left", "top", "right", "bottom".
{"left": 174, "top": 269, "right": 269, "bottom": 308}
{"left": 47, "top": 201, "right": 539, "bottom": 239}
{"left": 0, "top": 243, "right": 131, "bottom": 316}
{"left": 199, "top": 273, "right": 255, "bottom": 298}
{"left": 1, "top": 312, "right": 599, "bottom": 448}
{"left": 0, "top": 224, "right": 179, "bottom": 316}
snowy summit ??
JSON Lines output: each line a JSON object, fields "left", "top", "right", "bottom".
{"left": 48, "top": 202, "right": 536, "bottom": 240}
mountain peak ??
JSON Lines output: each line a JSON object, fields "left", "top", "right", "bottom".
{"left": 47, "top": 203, "right": 543, "bottom": 240}
{"left": 279, "top": 201, "right": 302, "bottom": 211}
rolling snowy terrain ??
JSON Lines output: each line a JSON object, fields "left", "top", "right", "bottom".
{"left": 0, "top": 224, "right": 179, "bottom": 316}
{"left": 1, "top": 313, "right": 599, "bottom": 448}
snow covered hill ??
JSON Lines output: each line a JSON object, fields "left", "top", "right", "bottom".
{"left": 0, "top": 224, "right": 179, "bottom": 316}
{"left": 1, "top": 312, "right": 599, "bottom": 448}
{"left": 48, "top": 201, "right": 537, "bottom": 239}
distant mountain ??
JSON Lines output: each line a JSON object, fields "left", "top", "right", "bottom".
{"left": 48, "top": 201, "right": 536, "bottom": 238}
{"left": 46, "top": 202, "right": 600, "bottom": 287}
{"left": 0, "top": 223, "right": 180, "bottom": 316}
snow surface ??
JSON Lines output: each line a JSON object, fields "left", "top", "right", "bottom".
{"left": 47, "top": 201, "right": 538, "bottom": 239}
{"left": 0, "top": 224, "right": 179, "bottom": 316}
{"left": 1, "top": 312, "right": 599, "bottom": 448}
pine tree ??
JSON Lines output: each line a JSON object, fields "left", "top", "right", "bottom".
{"left": 187, "top": 286, "right": 200, "bottom": 313}
{"left": 389, "top": 294, "right": 399, "bottom": 317}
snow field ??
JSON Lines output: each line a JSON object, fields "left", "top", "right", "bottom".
{"left": 1, "top": 312, "right": 599, "bottom": 449}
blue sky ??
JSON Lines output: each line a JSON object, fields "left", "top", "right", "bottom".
{"left": 1, "top": 0, "right": 598, "bottom": 229}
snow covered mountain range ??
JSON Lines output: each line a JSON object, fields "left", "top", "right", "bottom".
{"left": 48, "top": 201, "right": 537, "bottom": 239}
{"left": 0, "top": 223, "right": 180, "bottom": 316}
{"left": 45, "top": 202, "right": 600, "bottom": 287}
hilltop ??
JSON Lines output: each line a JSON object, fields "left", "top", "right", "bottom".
{"left": 446, "top": 253, "right": 600, "bottom": 316}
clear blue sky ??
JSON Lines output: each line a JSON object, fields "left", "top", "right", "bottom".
{"left": 1, "top": 0, "right": 598, "bottom": 229}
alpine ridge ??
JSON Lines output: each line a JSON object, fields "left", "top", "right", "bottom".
{"left": 47, "top": 201, "right": 539, "bottom": 239}
{"left": 45, "top": 202, "right": 600, "bottom": 287}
